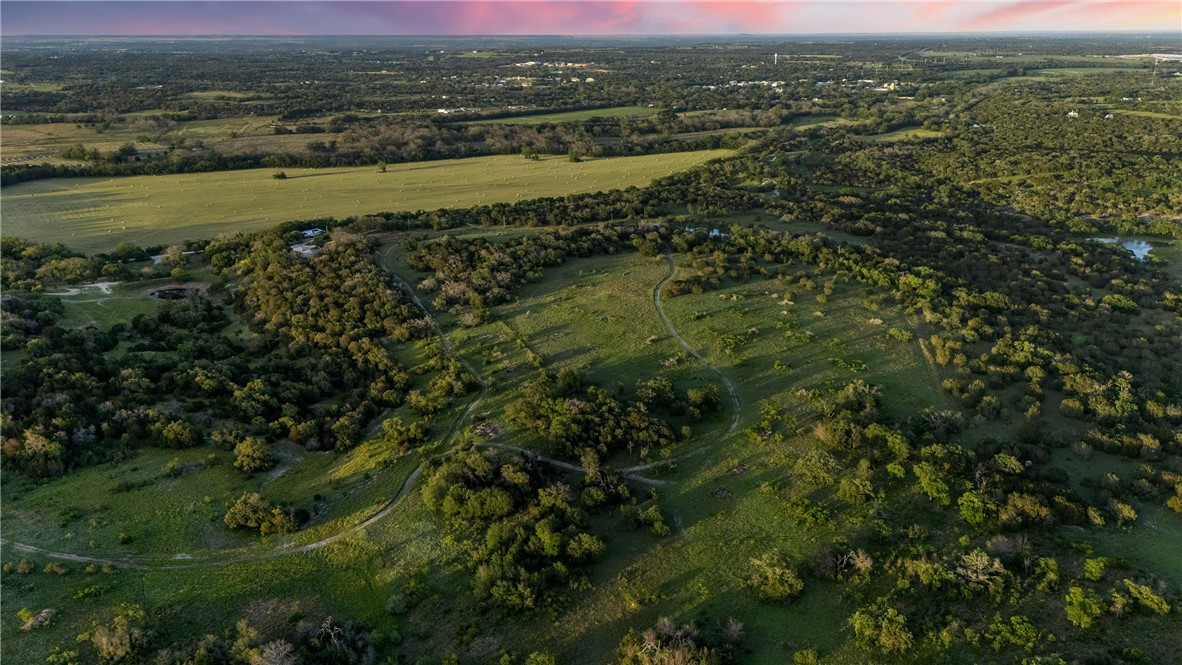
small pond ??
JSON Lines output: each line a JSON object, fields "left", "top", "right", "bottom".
{"left": 1094, "top": 237, "right": 1154, "bottom": 261}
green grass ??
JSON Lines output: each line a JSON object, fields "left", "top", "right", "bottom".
{"left": 491, "top": 254, "right": 731, "bottom": 452}
{"left": 670, "top": 126, "right": 765, "bottom": 141}
{"left": 1146, "top": 240, "right": 1182, "bottom": 283}
{"left": 2, "top": 150, "right": 731, "bottom": 253}
{"left": 477, "top": 106, "right": 662, "bottom": 124}
{"left": 56, "top": 295, "right": 162, "bottom": 329}
{"left": 185, "top": 90, "right": 257, "bottom": 99}
{"left": 1034, "top": 67, "right": 1148, "bottom": 76}
{"left": 1090, "top": 505, "right": 1182, "bottom": 585}
{"left": 1107, "top": 109, "right": 1182, "bottom": 120}
{"left": 0, "top": 114, "right": 286, "bottom": 168}
{"left": 658, "top": 260, "right": 950, "bottom": 420}
{"left": 379, "top": 246, "right": 733, "bottom": 463}
{"left": 2, "top": 447, "right": 259, "bottom": 558}
{"left": 47, "top": 267, "right": 221, "bottom": 329}
{"left": 0, "top": 434, "right": 420, "bottom": 563}
{"left": 789, "top": 115, "right": 860, "bottom": 129}
{"left": 52, "top": 280, "right": 166, "bottom": 329}
{"left": 509, "top": 254, "right": 951, "bottom": 662}
{"left": 368, "top": 238, "right": 956, "bottom": 662}
{"left": 0, "top": 81, "right": 66, "bottom": 92}
{"left": 855, "top": 127, "right": 944, "bottom": 143}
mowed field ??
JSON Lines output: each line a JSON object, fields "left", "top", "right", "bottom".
{"left": 477, "top": 105, "right": 662, "bottom": 124}
{"left": 2, "top": 150, "right": 731, "bottom": 253}
{"left": 0, "top": 115, "right": 283, "bottom": 167}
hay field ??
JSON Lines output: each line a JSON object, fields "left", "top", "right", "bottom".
{"left": 2, "top": 150, "right": 730, "bottom": 252}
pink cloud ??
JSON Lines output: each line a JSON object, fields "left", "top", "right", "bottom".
{"left": 963, "top": 0, "right": 1177, "bottom": 29}
{"left": 1, "top": 1, "right": 1178, "bottom": 36}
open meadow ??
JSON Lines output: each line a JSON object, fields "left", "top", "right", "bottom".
{"left": 475, "top": 106, "right": 662, "bottom": 124}
{"left": 0, "top": 115, "right": 285, "bottom": 167}
{"left": 2, "top": 150, "right": 730, "bottom": 253}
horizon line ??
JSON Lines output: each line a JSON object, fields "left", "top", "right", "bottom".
{"left": 5, "top": 29, "right": 1179, "bottom": 36}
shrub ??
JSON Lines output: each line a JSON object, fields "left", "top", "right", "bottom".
{"left": 1065, "top": 586, "right": 1103, "bottom": 628}
{"left": 81, "top": 603, "right": 150, "bottom": 664}
{"left": 850, "top": 605, "right": 913, "bottom": 654}
{"left": 224, "top": 492, "right": 300, "bottom": 534}
{"left": 1123, "top": 579, "right": 1171, "bottom": 615}
{"left": 744, "top": 552, "right": 804, "bottom": 602}
{"left": 233, "top": 437, "right": 276, "bottom": 475}
{"left": 43, "top": 562, "right": 70, "bottom": 575}
{"left": 1083, "top": 557, "right": 1108, "bottom": 582}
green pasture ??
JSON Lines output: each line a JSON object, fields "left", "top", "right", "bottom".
{"left": 50, "top": 280, "right": 165, "bottom": 329}
{"left": 46, "top": 266, "right": 221, "bottom": 330}
{"left": 670, "top": 126, "right": 766, "bottom": 141}
{"left": 1034, "top": 67, "right": 1149, "bottom": 76}
{"left": 658, "top": 258, "right": 949, "bottom": 419}
{"left": 789, "top": 115, "right": 860, "bottom": 129}
{"left": 507, "top": 252, "right": 953, "bottom": 662}
{"left": 477, "top": 105, "right": 662, "bottom": 124}
{"left": 0, "top": 81, "right": 66, "bottom": 92}
{"left": 1091, "top": 504, "right": 1182, "bottom": 585}
{"left": 486, "top": 253, "right": 732, "bottom": 456}
{"left": 184, "top": 90, "right": 257, "bottom": 99}
{"left": 1107, "top": 109, "right": 1182, "bottom": 120}
{"left": 370, "top": 237, "right": 957, "bottom": 662}
{"left": 2, "top": 447, "right": 261, "bottom": 558}
{"left": 0, "top": 431, "right": 420, "bottom": 564}
{"left": 2, "top": 149, "right": 731, "bottom": 253}
{"left": 855, "top": 127, "right": 944, "bottom": 143}
{"left": 379, "top": 244, "right": 733, "bottom": 464}
{"left": 0, "top": 114, "right": 281, "bottom": 166}
{"left": 1147, "top": 240, "right": 1182, "bottom": 283}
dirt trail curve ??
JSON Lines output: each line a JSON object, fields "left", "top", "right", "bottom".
{"left": 379, "top": 245, "right": 679, "bottom": 483}
{"left": 385, "top": 269, "right": 489, "bottom": 447}
{"left": 653, "top": 250, "right": 742, "bottom": 439}
{"left": 0, "top": 466, "right": 423, "bottom": 571}
{"left": 485, "top": 443, "right": 667, "bottom": 485}
{"left": 538, "top": 250, "right": 747, "bottom": 479}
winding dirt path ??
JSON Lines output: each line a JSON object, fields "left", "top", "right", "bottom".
{"left": 385, "top": 269, "right": 489, "bottom": 446}
{"left": 484, "top": 250, "right": 744, "bottom": 481}
{"left": 653, "top": 250, "right": 742, "bottom": 438}
{"left": 482, "top": 442, "right": 668, "bottom": 485}
{"left": 0, "top": 466, "right": 424, "bottom": 571}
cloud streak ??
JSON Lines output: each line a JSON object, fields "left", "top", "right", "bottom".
{"left": 1, "top": 1, "right": 1177, "bottom": 36}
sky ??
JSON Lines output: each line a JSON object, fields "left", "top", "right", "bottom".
{"left": 1, "top": 0, "right": 1179, "bottom": 36}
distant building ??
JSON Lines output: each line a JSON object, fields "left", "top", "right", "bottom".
{"left": 1066, "top": 110, "right": 1079, "bottom": 118}
{"left": 302, "top": 228, "right": 324, "bottom": 238}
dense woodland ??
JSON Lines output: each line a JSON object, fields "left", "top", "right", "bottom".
{"left": 3, "top": 34, "right": 1182, "bottom": 665}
